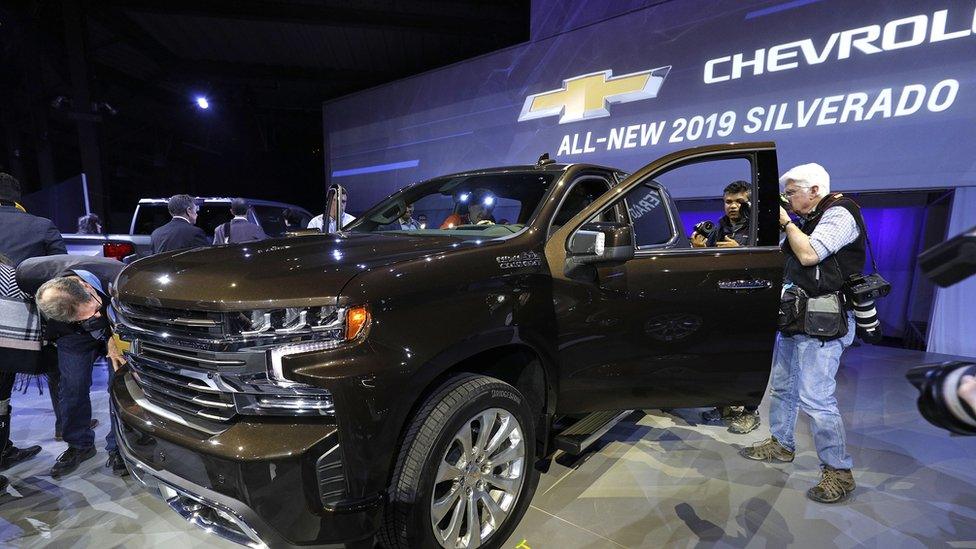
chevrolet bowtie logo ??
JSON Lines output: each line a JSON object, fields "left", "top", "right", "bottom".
{"left": 518, "top": 66, "right": 671, "bottom": 124}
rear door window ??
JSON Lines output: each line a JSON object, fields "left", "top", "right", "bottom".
{"left": 253, "top": 206, "right": 289, "bottom": 237}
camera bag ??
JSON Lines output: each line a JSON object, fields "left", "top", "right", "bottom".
{"left": 804, "top": 292, "right": 848, "bottom": 340}
{"left": 777, "top": 286, "right": 807, "bottom": 336}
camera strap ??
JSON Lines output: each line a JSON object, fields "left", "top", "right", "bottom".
{"left": 862, "top": 219, "right": 880, "bottom": 274}
{"left": 839, "top": 196, "right": 880, "bottom": 274}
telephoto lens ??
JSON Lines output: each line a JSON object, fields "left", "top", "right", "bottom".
{"left": 907, "top": 362, "right": 976, "bottom": 435}
{"left": 851, "top": 298, "right": 883, "bottom": 343}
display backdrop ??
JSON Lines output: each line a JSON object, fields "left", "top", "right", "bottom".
{"left": 323, "top": 0, "right": 976, "bottom": 213}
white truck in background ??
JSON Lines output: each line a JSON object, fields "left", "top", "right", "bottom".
{"left": 64, "top": 197, "right": 313, "bottom": 260}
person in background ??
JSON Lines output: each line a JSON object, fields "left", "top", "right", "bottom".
{"left": 417, "top": 213, "right": 428, "bottom": 230}
{"left": 0, "top": 173, "right": 72, "bottom": 450}
{"left": 282, "top": 208, "right": 306, "bottom": 231}
{"left": 0, "top": 173, "right": 67, "bottom": 265}
{"left": 308, "top": 191, "right": 355, "bottom": 233}
{"left": 0, "top": 253, "right": 44, "bottom": 490}
{"left": 441, "top": 189, "right": 495, "bottom": 228}
{"left": 395, "top": 204, "right": 421, "bottom": 230}
{"left": 149, "top": 194, "right": 209, "bottom": 254}
{"left": 76, "top": 214, "right": 103, "bottom": 235}
{"left": 213, "top": 198, "right": 267, "bottom": 245}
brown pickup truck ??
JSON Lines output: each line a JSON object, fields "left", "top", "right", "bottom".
{"left": 111, "top": 142, "right": 784, "bottom": 548}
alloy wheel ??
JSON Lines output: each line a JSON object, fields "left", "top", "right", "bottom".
{"left": 430, "top": 408, "right": 526, "bottom": 548}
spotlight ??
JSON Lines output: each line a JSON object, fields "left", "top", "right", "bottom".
{"left": 196, "top": 96, "right": 210, "bottom": 110}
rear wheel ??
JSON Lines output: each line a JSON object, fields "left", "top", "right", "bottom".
{"left": 380, "top": 374, "right": 538, "bottom": 549}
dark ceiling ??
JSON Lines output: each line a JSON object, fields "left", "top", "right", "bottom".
{"left": 0, "top": 0, "right": 530, "bottom": 228}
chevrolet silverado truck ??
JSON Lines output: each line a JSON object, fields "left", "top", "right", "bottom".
{"left": 110, "top": 142, "right": 785, "bottom": 548}
{"left": 64, "top": 197, "right": 312, "bottom": 259}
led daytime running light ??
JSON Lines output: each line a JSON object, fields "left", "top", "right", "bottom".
{"left": 268, "top": 340, "right": 342, "bottom": 384}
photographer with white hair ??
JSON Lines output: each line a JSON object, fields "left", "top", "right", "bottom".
{"left": 741, "top": 163, "right": 870, "bottom": 504}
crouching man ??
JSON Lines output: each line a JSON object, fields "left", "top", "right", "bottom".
{"left": 18, "top": 255, "right": 128, "bottom": 478}
{"left": 741, "top": 163, "right": 866, "bottom": 504}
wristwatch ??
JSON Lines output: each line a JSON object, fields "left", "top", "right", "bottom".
{"left": 780, "top": 220, "right": 792, "bottom": 231}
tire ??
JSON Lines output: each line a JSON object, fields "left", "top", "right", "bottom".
{"left": 379, "top": 374, "right": 539, "bottom": 549}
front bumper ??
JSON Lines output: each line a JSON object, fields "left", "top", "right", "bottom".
{"left": 112, "top": 371, "right": 383, "bottom": 547}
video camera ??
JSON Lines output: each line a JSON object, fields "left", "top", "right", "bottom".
{"left": 907, "top": 224, "right": 976, "bottom": 435}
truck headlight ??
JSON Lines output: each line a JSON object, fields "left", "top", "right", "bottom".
{"left": 266, "top": 305, "right": 370, "bottom": 384}
{"left": 231, "top": 304, "right": 370, "bottom": 339}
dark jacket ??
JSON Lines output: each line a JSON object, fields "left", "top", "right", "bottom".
{"left": 213, "top": 218, "right": 268, "bottom": 245}
{"left": 782, "top": 194, "right": 866, "bottom": 297}
{"left": 0, "top": 204, "right": 67, "bottom": 265}
{"left": 16, "top": 254, "right": 125, "bottom": 296}
{"left": 16, "top": 255, "right": 125, "bottom": 341}
{"left": 706, "top": 215, "right": 750, "bottom": 247}
{"left": 150, "top": 217, "right": 209, "bottom": 255}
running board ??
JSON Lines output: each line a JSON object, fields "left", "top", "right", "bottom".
{"left": 553, "top": 410, "right": 633, "bottom": 455}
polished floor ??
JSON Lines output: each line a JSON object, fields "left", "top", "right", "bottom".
{"left": 1, "top": 345, "right": 975, "bottom": 548}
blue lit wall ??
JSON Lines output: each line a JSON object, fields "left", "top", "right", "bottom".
{"left": 323, "top": 0, "right": 976, "bottom": 348}
{"left": 323, "top": 0, "right": 976, "bottom": 213}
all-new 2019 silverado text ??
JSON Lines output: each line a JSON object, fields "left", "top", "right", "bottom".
{"left": 111, "top": 143, "right": 786, "bottom": 548}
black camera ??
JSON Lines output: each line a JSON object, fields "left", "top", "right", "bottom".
{"left": 906, "top": 224, "right": 976, "bottom": 435}
{"left": 844, "top": 272, "right": 891, "bottom": 301}
{"left": 693, "top": 220, "right": 714, "bottom": 237}
{"left": 907, "top": 362, "right": 976, "bottom": 435}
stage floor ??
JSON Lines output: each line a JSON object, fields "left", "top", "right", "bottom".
{"left": 1, "top": 344, "right": 975, "bottom": 548}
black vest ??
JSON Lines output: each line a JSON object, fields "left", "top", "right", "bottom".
{"left": 782, "top": 194, "right": 866, "bottom": 297}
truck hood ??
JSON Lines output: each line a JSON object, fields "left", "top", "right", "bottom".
{"left": 116, "top": 232, "right": 470, "bottom": 310}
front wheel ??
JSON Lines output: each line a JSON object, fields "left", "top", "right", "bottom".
{"left": 380, "top": 374, "right": 538, "bottom": 549}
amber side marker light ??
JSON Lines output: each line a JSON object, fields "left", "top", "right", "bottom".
{"left": 346, "top": 306, "right": 370, "bottom": 340}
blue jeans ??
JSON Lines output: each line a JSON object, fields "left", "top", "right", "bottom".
{"left": 56, "top": 333, "right": 116, "bottom": 452}
{"left": 769, "top": 315, "right": 855, "bottom": 470}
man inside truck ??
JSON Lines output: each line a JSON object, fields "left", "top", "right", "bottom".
{"left": 440, "top": 188, "right": 496, "bottom": 228}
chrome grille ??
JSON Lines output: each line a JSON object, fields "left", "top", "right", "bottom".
{"left": 117, "top": 301, "right": 226, "bottom": 340}
{"left": 118, "top": 300, "right": 337, "bottom": 427}
{"left": 128, "top": 344, "right": 240, "bottom": 422}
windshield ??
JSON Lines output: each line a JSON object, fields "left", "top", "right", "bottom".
{"left": 347, "top": 171, "right": 555, "bottom": 239}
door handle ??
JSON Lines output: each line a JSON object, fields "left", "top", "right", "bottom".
{"left": 717, "top": 279, "right": 772, "bottom": 291}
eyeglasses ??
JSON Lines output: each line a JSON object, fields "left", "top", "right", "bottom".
{"left": 782, "top": 187, "right": 806, "bottom": 198}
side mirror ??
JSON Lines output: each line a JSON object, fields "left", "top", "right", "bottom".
{"left": 566, "top": 222, "right": 635, "bottom": 271}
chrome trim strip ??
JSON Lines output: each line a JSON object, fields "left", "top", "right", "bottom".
{"left": 128, "top": 360, "right": 220, "bottom": 393}
{"left": 130, "top": 372, "right": 234, "bottom": 411}
{"left": 117, "top": 301, "right": 219, "bottom": 327}
{"left": 123, "top": 375, "right": 221, "bottom": 435}
{"left": 141, "top": 344, "right": 246, "bottom": 366}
